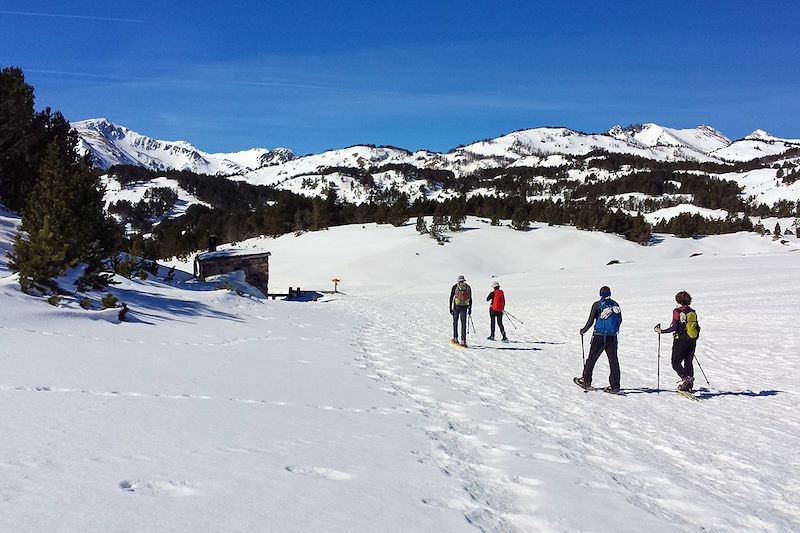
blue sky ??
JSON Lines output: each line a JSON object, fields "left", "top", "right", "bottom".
{"left": 2, "top": 1, "right": 798, "bottom": 154}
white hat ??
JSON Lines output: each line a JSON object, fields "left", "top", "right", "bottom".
{"left": 491, "top": 281, "right": 500, "bottom": 288}
{"left": 457, "top": 275, "right": 466, "bottom": 282}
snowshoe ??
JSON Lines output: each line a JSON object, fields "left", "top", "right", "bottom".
{"left": 501, "top": 337, "right": 509, "bottom": 343}
{"left": 678, "top": 377, "right": 695, "bottom": 392}
{"left": 487, "top": 336, "right": 495, "bottom": 341}
{"left": 573, "top": 377, "right": 590, "bottom": 390}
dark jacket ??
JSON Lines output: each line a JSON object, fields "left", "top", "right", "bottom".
{"left": 449, "top": 283, "right": 472, "bottom": 313}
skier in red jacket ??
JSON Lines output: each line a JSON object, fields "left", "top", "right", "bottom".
{"left": 486, "top": 281, "right": 509, "bottom": 342}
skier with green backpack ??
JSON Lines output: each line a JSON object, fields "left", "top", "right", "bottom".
{"left": 574, "top": 286, "right": 622, "bottom": 393}
{"left": 449, "top": 275, "right": 472, "bottom": 347}
{"left": 655, "top": 291, "right": 700, "bottom": 392}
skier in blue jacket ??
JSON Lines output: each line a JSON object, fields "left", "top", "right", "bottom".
{"left": 574, "top": 286, "right": 622, "bottom": 393}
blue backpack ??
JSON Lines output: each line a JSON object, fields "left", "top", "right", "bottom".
{"left": 594, "top": 298, "right": 621, "bottom": 336}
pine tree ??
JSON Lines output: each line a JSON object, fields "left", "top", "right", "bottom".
{"left": 10, "top": 142, "right": 116, "bottom": 291}
{"left": 0, "top": 67, "right": 77, "bottom": 213}
{"left": 387, "top": 201, "right": 409, "bottom": 227}
{"left": 774, "top": 221, "right": 782, "bottom": 237}
{"left": 447, "top": 199, "right": 467, "bottom": 231}
{"left": 0, "top": 67, "right": 36, "bottom": 212}
{"left": 10, "top": 216, "right": 68, "bottom": 292}
{"left": 511, "top": 206, "right": 530, "bottom": 231}
{"left": 415, "top": 216, "right": 428, "bottom": 234}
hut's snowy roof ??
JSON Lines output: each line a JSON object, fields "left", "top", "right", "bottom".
{"left": 196, "top": 247, "right": 271, "bottom": 262}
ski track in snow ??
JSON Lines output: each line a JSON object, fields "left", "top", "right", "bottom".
{"left": 347, "top": 272, "right": 800, "bottom": 532}
{"left": 0, "top": 323, "right": 279, "bottom": 347}
{"left": 284, "top": 465, "right": 353, "bottom": 481}
{"left": 0, "top": 385, "right": 402, "bottom": 415}
{"left": 119, "top": 479, "right": 199, "bottom": 497}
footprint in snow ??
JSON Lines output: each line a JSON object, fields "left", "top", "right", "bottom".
{"left": 119, "top": 479, "right": 197, "bottom": 497}
{"left": 284, "top": 465, "right": 352, "bottom": 481}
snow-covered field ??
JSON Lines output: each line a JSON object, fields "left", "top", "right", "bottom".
{"left": 102, "top": 175, "right": 211, "bottom": 220}
{"left": 2, "top": 215, "right": 800, "bottom": 532}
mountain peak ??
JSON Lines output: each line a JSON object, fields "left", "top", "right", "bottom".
{"left": 72, "top": 119, "right": 296, "bottom": 174}
{"left": 746, "top": 129, "right": 772, "bottom": 141}
{"left": 607, "top": 125, "right": 625, "bottom": 139}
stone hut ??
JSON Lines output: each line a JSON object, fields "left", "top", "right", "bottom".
{"left": 194, "top": 247, "right": 271, "bottom": 295}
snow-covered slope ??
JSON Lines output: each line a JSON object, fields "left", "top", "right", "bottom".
{"left": 102, "top": 175, "right": 212, "bottom": 221}
{"left": 73, "top": 118, "right": 295, "bottom": 175}
{"left": 461, "top": 124, "right": 722, "bottom": 164}
{"left": 641, "top": 204, "right": 729, "bottom": 224}
{"left": 2, "top": 215, "right": 800, "bottom": 532}
{"left": 710, "top": 130, "right": 800, "bottom": 162}
{"left": 719, "top": 165, "right": 800, "bottom": 205}
{"left": 614, "top": 123, "right": 732, "bottom": 154}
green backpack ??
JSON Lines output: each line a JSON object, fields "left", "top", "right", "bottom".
{"left": 678, "top": 307, "right": 700, "bottom": 340}
{"left": 453, "top": 283, "right": 471, "bottom": 306}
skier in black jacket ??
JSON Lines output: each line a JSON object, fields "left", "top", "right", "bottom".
{"left": 449, "top": 275, "right": 472, "bottom": 346}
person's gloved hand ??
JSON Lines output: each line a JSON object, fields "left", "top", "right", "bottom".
{"left": 654, "top": 323, "right": 661, "bottom": 334}
{"left": 449, "top": 309, "right": 454, "bottom": 315}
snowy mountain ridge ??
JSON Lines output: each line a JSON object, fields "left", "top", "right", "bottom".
{"left": 73, "top": 118, "right": 296, "bottom": 175}
{"left": 74, "top": 118, "right": 800, "bottom": 180}
{"left": 77, "top": 118, "right": 800, "bottom": 220}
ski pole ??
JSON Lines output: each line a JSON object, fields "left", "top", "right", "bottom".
{"left": 504, "top": 310, "right": 524, "bottom": 324}
{"left": 656, "top": 324, "right": 661, "bottom": 393}
{"left": 469, "top": 314, "right": 476, "bottom": 334}
{"left": 503, "top": 312, "right": 518, "bottom": 330}
{"left": 694, "top": 354, "right": 710, "bottom": 386}
{"left": 580, "top": 333, "right": 585, "bottom": 367}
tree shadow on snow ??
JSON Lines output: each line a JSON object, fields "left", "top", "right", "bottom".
{"left": 110, "top": 286, "right": 244, "bottom": 324}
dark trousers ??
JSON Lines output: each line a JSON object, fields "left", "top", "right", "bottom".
{"left": 671, "top": 338, "right": 696, "bottom": 380}
{"left": 489, "top": 309, "right": 506, "bottom": 338}
{"left": 452, "top": 306, "right": 468, "bottom": 341}
{"left": 583, "top": 335, "right": 620, "bottom": 389}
